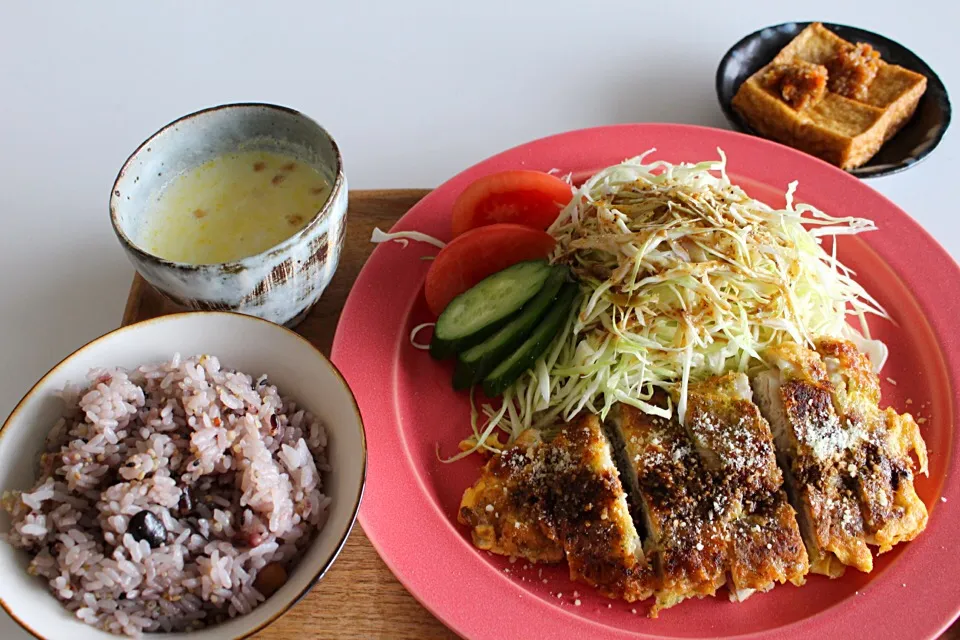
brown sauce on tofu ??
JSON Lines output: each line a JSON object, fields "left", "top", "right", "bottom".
{"left": 763, "top": 61, "right": 828, "bottom": 110}
{"left": 826, "top": 43, "right": 881, "bottom": 101}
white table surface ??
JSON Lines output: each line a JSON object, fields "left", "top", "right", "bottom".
{"left": 0, "top": 1, "right": 956, "bottom": 637}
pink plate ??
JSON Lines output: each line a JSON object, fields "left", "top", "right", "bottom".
{"left": 331, "top": 124, "right": 960, "bottom": 639}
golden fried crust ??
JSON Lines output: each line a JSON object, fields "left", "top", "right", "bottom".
{"left": 777, "top": 373, "right": 874, "bottom": 574}
{"left": 458, "top": 417, "right": 653, "bottom": 602}
{"left": 815, "top": 338, "right": 880, "bottom": 408}
{"left": 618, "top": 405, "right": 730, "bottom": 614}
{"left": 689, "top": 375, "right": 809, "bottom": 594}
{"left": 534, "top": 415, "right": 652, "bottom": 601}
{"left": 458, "top": 432, "right": 564, "bottom": 564}
{"left": 763, "top": 338, "right": 930, "bottom": 573}
{"left": 612, "top": 385, "right": 809, "bottom": 615}
{"left": 685, "top": 373, "right": 782, "bottom": 495}
{"left": 815, "top": 339, "right": 929, "bottom": 552}
{"left": 731, "top": 22, "right": 926, "bottom": 169}
{"left": 729, "top": 494, "right": 809, "bottom": 592}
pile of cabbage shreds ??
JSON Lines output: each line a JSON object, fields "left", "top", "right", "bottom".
{"left": 453, "top": 150, "right": 888, "bottom": 460}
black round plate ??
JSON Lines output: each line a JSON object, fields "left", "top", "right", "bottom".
{"left": 716, "top": 22, "right": 951, "bottom": 179}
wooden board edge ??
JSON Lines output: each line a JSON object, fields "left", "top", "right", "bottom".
{"left": 121, "top": 273, "right": 148, "bottom": 327}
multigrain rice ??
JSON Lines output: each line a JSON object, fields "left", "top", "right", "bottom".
{"left": 2, "top": 354, "right": 331, "bottom": 636}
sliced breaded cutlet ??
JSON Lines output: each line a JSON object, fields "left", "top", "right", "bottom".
{"left": 458, "top": 414, "right": 653, "bottom": 602}
{"left": 753, "top": 340, "right": 928, "bottom": 577}
{"left": 727, "top": 494, "right": 809, "bottom": 601}
{"left": 458, "top": 429, "right": 564, "bottom": 563}
{"left": 607, "top": 400, "right": 729, "bottom": 613}
{"left": 535, "top": 415, "right": 654, "bottom": 601}
{"left": 607, "top": 373, "right": 807, "bottom": 615}
{"left": 684, "top": 374, "right": 809, "bottom": 600}
{"left": 683, "top": 373, "right": 781, "bottom": 495}
{"left": 752, "top": 342, "right": 874, "bottom": 577}
{"left": 815, "top": 338, "right": 928, "bottom": 552}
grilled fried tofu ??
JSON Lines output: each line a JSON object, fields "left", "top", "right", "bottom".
{"left": 815, "top": 339, "right": 928, "bottom": 552}
{"left": 458, "top": 415, "right": 653, "bottom": 601}
{"left": 607, "top": 374, "right": 807, "bottom": 614}
{"left": 731, "top": 22, "right": 927, "bottom": 169}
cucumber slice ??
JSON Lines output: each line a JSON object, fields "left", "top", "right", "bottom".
{"left": 482, "top": 283, "right": 578, "bottom": 398}
{"left": 452, "top": 266, "right": 569, "bottom": 389}
{"left": 430, "top": 260, "right": 551, "bottom": 360}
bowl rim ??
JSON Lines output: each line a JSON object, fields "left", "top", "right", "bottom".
{"left": 0, "top": 311, "right": 367, "bottom": 640}
{"left": 109, "top": 102, "right": 347, "bottom": 271}
{"left": 715, "top": 21, "right": 952, "bottom": 179}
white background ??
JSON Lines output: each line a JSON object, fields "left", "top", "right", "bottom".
{"left": 0, "top": 1, "right": 956, "bottom": 637}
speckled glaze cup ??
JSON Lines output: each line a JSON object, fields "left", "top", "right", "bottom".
{"left": 110, "top": 103, "right": 347, "bottom": 327}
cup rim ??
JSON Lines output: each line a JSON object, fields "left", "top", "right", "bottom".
{"left": 109, "top": 102, "right": 346, "bottom": 272}
{"left": 0, "top": 310, "right": 367, "bottom": 640}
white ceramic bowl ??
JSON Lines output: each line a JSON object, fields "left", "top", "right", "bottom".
{"left": 0, "top": 313, "right": 366, "bottom": 639}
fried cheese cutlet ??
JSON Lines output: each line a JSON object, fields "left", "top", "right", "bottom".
{"left": 815, "top": 338, "right": 928, "bottom": 552}
{"left": 458, "top": 429, "right": 564, "bottom": 563}
{"left": 607, "top": 376, "right": 807, "bottom": 616}
{"left": 458, "top": 415, "right": 653, "bottom": 601}
{"left": 684, "top": 374, "right": 809, "bottom": 600}
{"left": 752, "top": 342, "right": 873, "bottom": 576}
{"left": 727, "top": 494, "right": 809, "bottom": 601}
{"left": 607, "top": 401, "right": 729, "bottom": 614}
{"left": 683, "top": 373, "right": 781, "bottom": 495}
{"left": 533, "top": 415, "right": 653, "bottom": 601}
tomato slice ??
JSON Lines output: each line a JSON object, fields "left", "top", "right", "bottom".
{"left": 451, "top": 170, "right": 573, "bottom": 237}
{"left": 425, "top": 223, "right": 556, "bottom": 316}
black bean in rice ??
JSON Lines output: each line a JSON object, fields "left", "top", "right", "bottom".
{"left": 1, "top": 354, "right": 332, "bottom": 637}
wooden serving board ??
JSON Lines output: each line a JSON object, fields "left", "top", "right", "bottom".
{"left": 120, "top": 189, "right": 960, "bottom": 640}
{"left": 122, "top": 189, "right": 457, "bottom": 640}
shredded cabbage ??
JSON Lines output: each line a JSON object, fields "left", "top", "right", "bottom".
{"left": 371, "top": 227, "right": 446, "bottom": 249}
{"left": 409, "top": 323, "right": 435, "bottom": 350}
{"left": 455, "top": 150, "right": 888, "bottom": 457}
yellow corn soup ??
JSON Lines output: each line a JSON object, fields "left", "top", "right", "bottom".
{"left": 138, "top": 150, "right": 332, "bottom": 264}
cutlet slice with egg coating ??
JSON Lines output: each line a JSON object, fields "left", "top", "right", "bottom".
{"left": 752, "top": 342, "right": 873, "bottom": 577}
{"left": 607, "top": 402, "right": 730, "bottom": 614}
{"left": 683, "top": 373, "right": 782, "bottom": 495}
{"left": 532, "top": 414, "right": 653, "bottom": 601}
{"left": 458, "top": 429, "right": 564, "bottom": 563}
{"left": 727, "top": 492, "right": 809, "bottom": 600}
{"left": 815, "top": 338, "right": 928, "bottom": 552}
{"left": 458, "top": 415, "right": 652, "bottom": 601}
{"left": 684, "top": 374, "right": 809, "bottom": 598}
